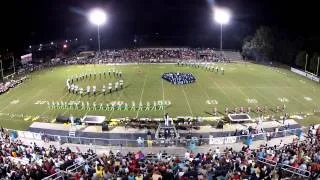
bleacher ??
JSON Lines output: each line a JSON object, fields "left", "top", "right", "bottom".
{"left": 0, "top": 125, "right": 319, "bottom": 179}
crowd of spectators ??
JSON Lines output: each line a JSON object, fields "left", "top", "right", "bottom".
{"left": 0, "top": 83, "right": 9, "bottom": 94}
{"left": 15, "top": 48, "right": 236, "bottom": 79}
{"left": 66, "top": 134, "right": 320, "bottom": 180}
{"left": 0, "top": 128, "right": 95, "bottom": 179}
{"left": 96, "top": 48, "right": 233, "bottom": 63}
{"left": 0, "top": 125, "right": 319, "bottom": 179}
{"left": 0, "top": 77, "right": 27, "bottom": 95}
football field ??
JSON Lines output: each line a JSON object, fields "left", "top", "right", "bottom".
{"left": 0, "top": 62, "right": 319, "bottom": 130}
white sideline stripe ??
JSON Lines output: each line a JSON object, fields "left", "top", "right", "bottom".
{"left": 136, "top": 74, "right": 147, "bottom": 118}
{"left": 182, "top": 89, "right": 193, "bottom": 116}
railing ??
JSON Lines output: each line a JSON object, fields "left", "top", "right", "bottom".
{"left": 66, "top": 154, "right": 98, "bottom": 173}
{"left": 256, "top": 157, "right": 311, "bottom": 179}
{"left": 280, "top": 163, "right": 311, "bottom": 178}
{"left": 42, "top": 170, "right": 67, "bottom": 180}
{"left": 6, "top": 127, "right": 306, "bottom": 149}
{"left": 43, "top": 155, "right": 98, "bottom": 180}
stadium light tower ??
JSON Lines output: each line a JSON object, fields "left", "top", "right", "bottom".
{"left": 214, "top": 7, "right": 231, "bottom": 51}
{"left": 88, "top": 8, "right": 107, "bottom": 53}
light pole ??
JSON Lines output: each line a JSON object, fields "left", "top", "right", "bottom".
{"left": 88, "top": 8, "right": 107, "bottom": 53}
{"left": 214, "top": 8, "right": 231, "bottom": 51}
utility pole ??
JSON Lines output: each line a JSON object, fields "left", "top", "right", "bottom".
{"left": 316, "top": 57, "right": 320, "bottom": 76}
{"left": 12, "top": 56, "right": 15, "bottom": 75}
{"left": 305, "top": 54, "right": 308, "bottom": 72}
{"left": 0, "top": 60, "right": 3, "bottom": 82}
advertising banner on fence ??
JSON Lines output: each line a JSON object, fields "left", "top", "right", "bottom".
{"left": 209, "top": 135, "right": 237, "bottom": 145}
{"left": 291, "top": 67, "right": 319, "bottom": 82}
{"left": 16, "top": 130, "right": 42, "bottom": 141}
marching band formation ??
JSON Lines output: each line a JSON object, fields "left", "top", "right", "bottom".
{"left": 177, "top": 61, "right": 225, "bottom": 74}
{"left": 210, "top": 104, "right": 287, "bottom": 116}
{"left": 66, "top": 69, "right": 124, "bottom": 95}
{"left": 162, "top": 72, "right": 196, "bottom": 85}
{"left": 47, "top": 100, "right": 171, "bottom": 111}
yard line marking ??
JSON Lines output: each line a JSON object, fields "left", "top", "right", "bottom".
{"left": 182, "top": 89, "right": 193, "bottom": 116}
{"left": 225, "top": 79, "right": 250, "bottom": 101}
{"left": 107, "top": 91, "right": 125, "bottom": 120}
{"left": 107, "top": 73, "right": 136, "bottom": 120}
{"left": 0, "top": 84, "right": 35, "bottom": 111}
{"left": 195, "top": 79, "right": 218, "bottom": 109}
{"left": 60, "top": 93, "right": 81, "bottom": 116}
{"left": 207, "top": 76, "right": 237, "bottom": 107}
{"left": 275, "top": 87, "right": 310, "bottom": 110}
{"left": 251, "top": 87, "right": 276, "bottom": 106}
{"left": 161, "top": 79, "right": 165, "bottom": 115}
{"left": 0, "top": 89, "right": 45, "bottom": 113}
{"left": 263, "top": 69, "right": 311, "bottom": 110}
{"left": 245, "top": 70, "right": 277, "bottom": 106}
{"left": 136, "top": 72, "right": 148, "bottom": 118}
{"left": 196, "top": 80, "right": 211, "bottom": 100}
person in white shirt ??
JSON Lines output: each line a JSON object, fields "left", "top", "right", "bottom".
{"left": 79, "top": 88, "right": 83, "bottom": 96}
{"left": 136, "top": 137, "right": 144, "bottom": 147}
{"left": 71, "top": 84, "right": 75, "bottom": 93}
{"left": 102, "top": 85, "right": 106, "bottom": 95}
{"left": 119, "top": 79, "right": 124, "bottom": 89}
{"left": 115, "top": 82, "right": 119, "bottom": 91}
{"left": 164, "top": 113, "right": 170, "bottom": 126}
{"left": 86, "top": 85, "right": 90, "bottom": 95}
{"left": 67, "top": 84, "right": 71, "bottom": 93}
{"left": 108, "top": 83, "right": 112, "bottom": 93}
{"left": 93, "top": 85, "right": 96, "bottom": 95}
{"left": 184, "top": 151, "right": 190, "bottom": 160}
{"left": 74, "top": 85, "right": 78, "bottom": 94}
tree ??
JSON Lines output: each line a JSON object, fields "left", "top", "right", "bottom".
{"left": 242, "top": 26, "right": 303, "bottom": 64}
{"left": 242, "top": 26, "right": 275, "bottom": 61}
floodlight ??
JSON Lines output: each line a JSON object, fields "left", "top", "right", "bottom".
{"left": 214, "top": 8, "right": 230, "bottom": 24}
{"left": 88, "top": 8, "right": 107, "bottom": 53}
{"left": 63, "top": 44, "right": 67, "bottom": 48}
{"left": 88, "top": 9, "right": 107, "bottom": 26}
{"left": 51, "top": 41, "right": 54, "bottom": 45}
{"left": 213, "top": 7, "right": 231, "bottom": 50}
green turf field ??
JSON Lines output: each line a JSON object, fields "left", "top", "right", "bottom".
{"left": 0, "top": 62, "right": 319, "bottom": 130}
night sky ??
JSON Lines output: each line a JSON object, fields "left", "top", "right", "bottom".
{"left": 1, "top": 0, "right": 319, "bottom": 53}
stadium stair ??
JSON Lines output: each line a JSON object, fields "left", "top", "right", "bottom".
{"left": 69, "top": 126, "right": 76, "bottom": 137}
